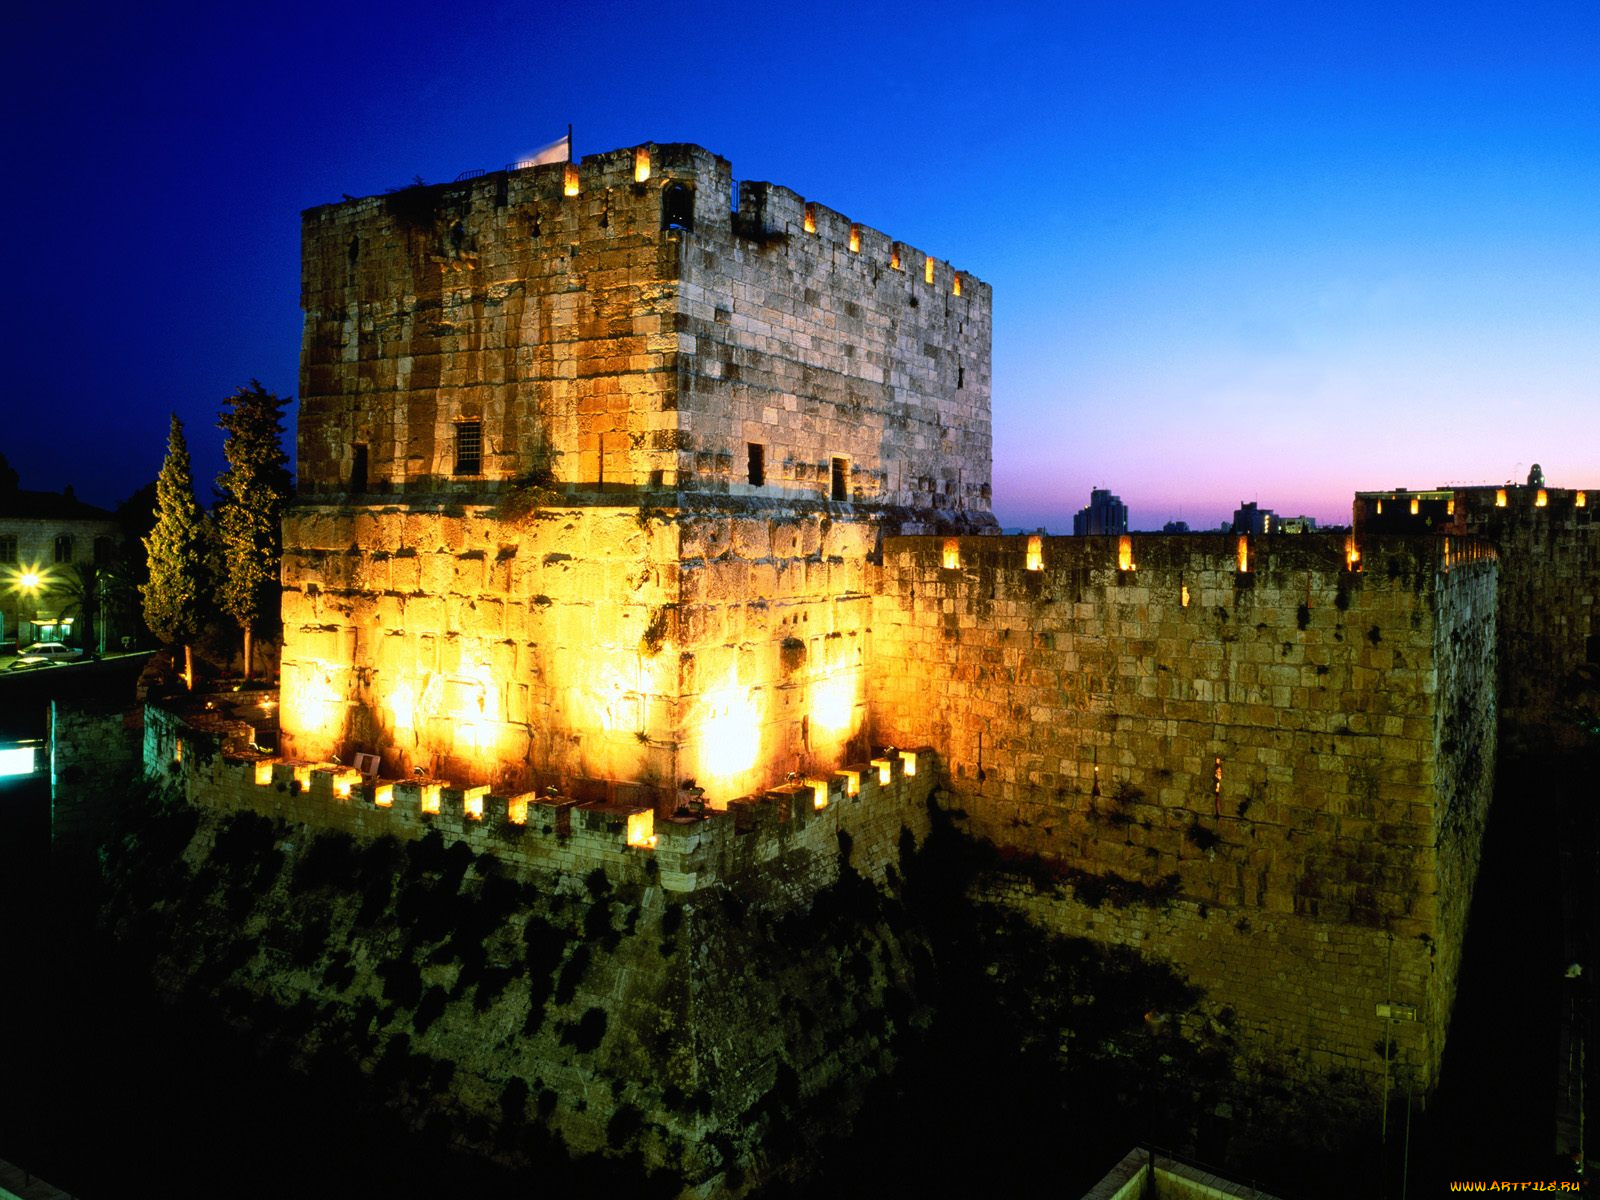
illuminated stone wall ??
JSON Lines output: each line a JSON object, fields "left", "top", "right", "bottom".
{"left": 285, "top": 143, "right": 990, "bottom": 803}
{"left": 869, "top": 532, "right": 1498, "bottom": 1091}
{"left": 1357, "top": 483, "right": 1598, "bottom": 750}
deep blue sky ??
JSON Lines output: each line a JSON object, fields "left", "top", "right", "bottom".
{"left": 6, "top": 1, "right": 1596, "bottom": 531}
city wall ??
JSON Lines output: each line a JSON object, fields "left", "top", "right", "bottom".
{"left": 135, "top": 701, "right": 936, "bottom": 1190}
{"left": 149, "top": 701, "right": 934, "bottom": 897}
{"left": 1357, "top": 484, "right": 1597, "bottom": 752}
{"left": 869, "top": 531, "right": 1498, "bottom": 1089}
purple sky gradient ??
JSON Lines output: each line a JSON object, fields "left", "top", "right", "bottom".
{"left": 5, "top": 0, "right": 1595, "bottom": 532}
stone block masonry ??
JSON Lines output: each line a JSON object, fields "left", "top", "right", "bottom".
{"left": 137, "top": 701, "right": 936, "bottom": 1190}
{"left": 869, "top": 530, "right": 1498, "bottom": 1092}
{"left": 1358, "top": 482, "right": 1599, "bottom": 752}
{"left": 286, "top": 142, "right": 993, "bottom": 807}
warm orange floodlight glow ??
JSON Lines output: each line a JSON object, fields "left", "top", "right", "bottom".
{"left": 1578, "top": 491, "right": 1588, "bottom": 508}
{"left": 626, "top": 809, "right": 656, "bottom": 849}
{"left": 808, "top": 779, "right": 830, "bottom": 810}
{"left": 942, "top": 538, "right": 960, "bottom": 569}
{"left": 952, "top": 273, "right": 962, "bottom": 296}
{"left": 1496, "top": 488, "right": 1507, "bottom": 508}
{"left": 254, "top": 761, "right": 274, "bottom": 786}
{"left": 1118, "top": 536, "right": 1134, "bottom": 571}
{"left": 924, "top": 257, "right": 935, "bottom": 284}
{"left": 1376, "top": 499, "right": 1383, "bottom": 515}
{"left": 838, "top": 768, "right": 861, "bottom": 797}
{"left": 1345, "top": 536, "right": 1362, "bottom": 570}
{"left": 1236, "top": 536, "right": 1250, "bottom": 573}
{"left": 848, "top": 224, "right": 861, "bottom": 252}
{"left": 809, "top": 669, "right": 856, "bottom": 734}
{"left": 898, "top": 750, "right": 918, "bottom": 776}
{"left": 873, "top": 757, "right": 891, "bottom": 785}
{"left": 374, "top": 783, "right": 394, "bottom": 808}
{"left": 332, "top": 768, "right": 360, "bottom": 798}
{"left": 1536, "top": 489, "right": 1548, "bottom": 507}
{"left": 634, "top": 147, "right": 650, "bottom": 183}
{"left": 1181, "top": 584, "right": 1191, "bottom": 608}
{"left": 804, "top": 204, "right": 817, "bottom": 234}
{"left": 564, "top": 164, "right": 580, "bottom": 196}
{"left": 507, "top": 794, "right": 529, "bottom": 825}
{"left": 463, "top": 785, "right": 488, "bottom": 819}
{"left": 1448, "top": 498, "right": 1456, "bottom": 516}
{"left": 388, "top": 683, "right": 416, "bottom": 731}
{"left": 701, "top": 668, "right": 762, "bottom": 786}
{"left": 1026, "top": 535, "right": 1043, "bottom": 571}
{"left": 293, "top": 763, "right": 313, "bottom": 788}
{"left": 1410, "top": 497, "right": 1419, "bottom": 515}
{"left": 420, "top": 783, "right": 442, "bottom": 815}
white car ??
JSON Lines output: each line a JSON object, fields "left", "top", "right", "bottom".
{"left": 12, "top": 642, "right": 83, "bottom": 667}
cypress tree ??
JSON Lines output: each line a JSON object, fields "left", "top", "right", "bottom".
{"left": 142, "top": 414, "right": 210, "bottom": 689}
{"left": 216, "top": 381, "right": 292, "bottom": 680}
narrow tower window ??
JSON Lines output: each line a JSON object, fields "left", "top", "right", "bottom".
{"left": 924, "top": 256, "right": 935, "bottom": 285}
{"left": 1026, "top": 535, "right": 1043, "bottom": 571}
{"left": 351, "top": 444, "right": 368, "bottom": 493}
{"left": 803, "top": 203, "right": 817, "bottom": 234}
{"left": 634, "top": 146, "right": 651, "bottom": 183}
{"left": 1236, "top": 535, "right": 1250, "bottom": 573}
{"left": 943, "top": 539, "right": 961, "bottom": 570}
{"left": 662, "top": 182, "right": 694, "bottom": 231}
{"left": 747, "top": 442, "right": 765, "bottom": 487}
{"left": 849, "top": 224, "right": 861, "bottom": 253}
{"left": 563, "top": 164, "right": 580, "bottom": 197}
{"left": 890, "top": 245, "right": 902, "bottom": 271}
{"left": 952, "top": 273, "right": 962, "bottom": 296}
{"left": 454, "top": 421, "right": 482, "bottom": 476}
{"left": 830, "top": 457, "right": 848, "bottom": 502}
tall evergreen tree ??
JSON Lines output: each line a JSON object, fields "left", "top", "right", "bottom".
{"left": 216, "top": 381, "right": 292, "bottom": 680}
{"left": 142, "top": 414, "right": 210, "bottom": 689}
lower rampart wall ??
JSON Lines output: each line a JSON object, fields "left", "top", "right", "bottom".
{"left": 870, "top": 532, "right": 1497, "bottom": 1091}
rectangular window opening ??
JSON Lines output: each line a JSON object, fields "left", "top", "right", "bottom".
{"left": 747, "top": 442, "right": 765, "bottom": 487}
{"left": 957, "top": 365, "right": 964, "bottom": 389}
{"left": 351, "top": 444, "right": 368, "bottom": 493}
{"left": 890, "top": 245, "right": 902, "bottom": 271}
{"left": 0, "top": 535, "right": 15, "bottom": 563}
{"left": 952, "top": 273, "right": 962, "bottom": 296}
{"left": 942, "top": 538, "right": 960, "bottom": 570}
{"left": 634, "top": 146, "right": 651, "bottom": 183}
{"left": 454, "top": 421, "right": 483, "bottom": 476}
{"left": 54, "top": 535, "right": 74, "bottom": 563}
{"left": 1026, "top": 535, "right": 1043, "bottom": 572}
{"left": 563, "top": 164, "right": 580, "bottom": 197}
{"left": 803, "top": 203, "right": 817, "bottom": 234}
{"left": 830, "top": 457, "right": 848, "bottom": 502}
{"left": 849, "top": 224, "right": 861, "bottom": 253}
{"left": 924, "top": 256, "right": 935, "bottom": 285}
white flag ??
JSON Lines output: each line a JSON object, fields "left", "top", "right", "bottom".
{"left": 514, "top": 133, "right": 569, "bottom": 170}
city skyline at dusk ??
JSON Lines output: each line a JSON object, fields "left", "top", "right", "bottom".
{"left": 6, "top": 0, "right": 1595, "bottom": 532}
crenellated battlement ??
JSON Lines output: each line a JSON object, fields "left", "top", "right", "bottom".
{"left": 147, "top": 700, "right": 933, "bottom": 894}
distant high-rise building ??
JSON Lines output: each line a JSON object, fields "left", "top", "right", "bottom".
{"left": 1073, "top": 487, "right": 1129, "bottom": 535}
{"left": 1231, "top": 501, "right": 1275, "bottom": 535}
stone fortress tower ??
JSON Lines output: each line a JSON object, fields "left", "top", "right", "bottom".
{"left": 263, "top": 140, "right": 1539, "bottom": 1121}
{"left": 281, "top": 143, "right": 992, "bottom": 803}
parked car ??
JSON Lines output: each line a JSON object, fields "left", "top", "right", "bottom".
{"left": 12, "top": 642, "right": 83, "bottom": 667}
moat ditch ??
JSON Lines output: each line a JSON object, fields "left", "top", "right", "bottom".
{"left": 0, "top": 754, "right": 1585, "bottom": 1198}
